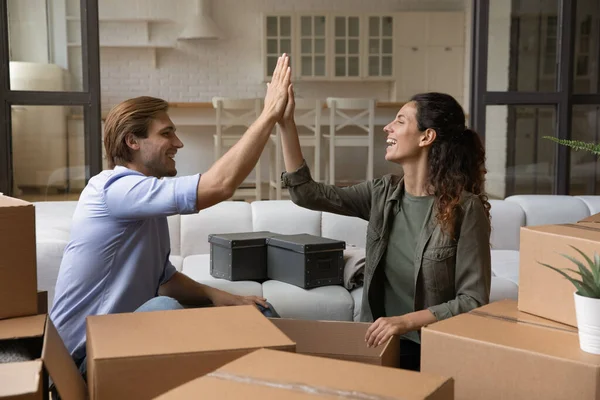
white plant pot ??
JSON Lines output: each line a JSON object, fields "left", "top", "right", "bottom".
{"left": 574, "top": 292, "right": 600, "bottom": 355}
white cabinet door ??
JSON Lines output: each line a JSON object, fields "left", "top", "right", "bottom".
{"left": 397, "top": 46, "right": 428, "bottom": 101}
{"left": 395, "top": 13, "right": 428, "bottom": 46}
{"left": 427, "top": 45, "right": 465, "bottom": 103}
{"left": 428, "top": 12, "right": 465, "bottom": 47}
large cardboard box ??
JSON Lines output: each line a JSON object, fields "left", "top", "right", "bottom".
{"left": 518, "top": 217, "right": 600, "bottom": 327}
{"left": 0, "top": 314, "right": 88, "bottom": 400}
{"left": 86, "top": 305, "right": 296, "bottom": 399}
{"left": 269, "top": 318, "right": 400, "bottom": 367}
{"left": 421, "top": 300, "right": 600, "bottom": 400}
{"left": 155, "top": 348, "right": 454, "bottom": 400}
{"left": 0, "top": 195, "right": 38, "bottom": 320}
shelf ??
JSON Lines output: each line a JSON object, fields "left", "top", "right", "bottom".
{"left": 65, "top": 16, "right": 174, "bottom": 23}
{"left": 67, "top": 42, "right": 174, "bottom": 49}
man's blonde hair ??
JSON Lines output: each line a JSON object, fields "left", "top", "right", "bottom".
{"left": 103, "top": 96, "right": 169, "bottom": 168}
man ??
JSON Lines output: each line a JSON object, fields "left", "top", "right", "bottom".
{"left": 50, "top": 55, "right": 292, "bottom": 374}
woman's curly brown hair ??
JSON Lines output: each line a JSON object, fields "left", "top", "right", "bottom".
{"left": 410, "top": 92, "right": 491, "bottom": 239}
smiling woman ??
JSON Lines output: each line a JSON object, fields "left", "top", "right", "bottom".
{"left": 278, "top": 89, "right": 491, "bottom": 372}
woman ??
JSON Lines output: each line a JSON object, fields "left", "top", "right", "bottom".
{"left": 278, "top": 88, "right": 491, "bottom": 371}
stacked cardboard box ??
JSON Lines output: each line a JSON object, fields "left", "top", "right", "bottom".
{"left": 421, "top": 213, "right": 600, "bottom": 399}
{"left": 0, "top": 195, "right": 87, "bottom": 400}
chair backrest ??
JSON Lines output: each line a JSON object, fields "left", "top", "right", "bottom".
{"left": 212, "top": 97, "right": 262, "bottom": 129}
{"left": 291, "top": 98, "right": 323, "bottom": 137}
{"left": 326, "top": 97, "right": 375, "bottom": 134}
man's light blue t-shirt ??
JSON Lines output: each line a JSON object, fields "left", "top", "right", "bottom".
{"left": 50, "top": 166, "right": 200, "bottom": 361}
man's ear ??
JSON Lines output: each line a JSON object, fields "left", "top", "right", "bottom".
{"left": 125, "top": 134, "right": 140, "bottom": 151}
{"left": 420, "top": 128, "right": 437, "bottom": 147}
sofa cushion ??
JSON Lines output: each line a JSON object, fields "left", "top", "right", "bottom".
{"left": 490, "top": 277, "right": 519, "bottom": 302}
{"left": 350, "top": 287, "right": 363, "bottom": 322}
{"left": 489, "top": 199, "right": 525, "bottom": 251}
{"left": 251, "top": 200, "right": 321, "bottom": 235}
{"left": 36, "top": 239, "right": 68, "bottom": 309}
{"left": 169, "top": 255, "right": 183, "bottom": 272}
{"left": 34, "top": 201, "right": 77, "bottom": 241}
{"left": 181, "top": 254, "right": 262, "bottom": 297}
{"left": 575, "top": 196, "right": 600, "bottom": 215}
{"left": 322, "top": 212, "right": 368, "bottom": 248}
{"left": 261, "top": 280, "right": 354, "bottom": 321}
{"left": 167, "top": 215, "right": 181, "bottom": 256}
{"left": 180, "top": 202, "right": 253, "bottom": 257}
{"left": 505, "top": 195, "right": 590, "bottom": 227}
{"left": 491, "top": 249, "right": 520, "bottom": 285}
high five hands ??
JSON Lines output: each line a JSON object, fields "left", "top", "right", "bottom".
{"left": 263, "top": 53, "right": 295, "bottom": 126}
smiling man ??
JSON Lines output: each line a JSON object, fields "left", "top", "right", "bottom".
{"left": 50, "top": 55, "right": 292, "bottom": 377}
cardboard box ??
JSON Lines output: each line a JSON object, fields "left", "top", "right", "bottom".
{"left": 0, "top": 314, "right": 87, "bottom": 400}
{"left": 269, "top": 318, "right": 400, "bottom": 367}
{"left": 37, "top": 291, "right": 48, "bottom": 315}
{"left": 421, "top": 300, "right": 600, "bottom": 400}
{"left": 155, "top": 348, "right": 454, "bottom": 399}
{"left": 0, "top": 195, "right": 38, "bottom": 320}
{"left": 518, "top": 218, "right": 600, "bottom": 327}
{"left": 86, "top": 305, "right": 296, "bottom": 399}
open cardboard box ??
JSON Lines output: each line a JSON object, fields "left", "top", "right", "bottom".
{"left": 269, "top": 318, "right": 400, "bottom": 367}
{"left": 0, "top": 195, "right": 38, "bottom": 320}
{"left": 86, "top": 305, "right": 295, "bottom": 399}
{"left": 421, "top": 300, "right": 600, "bottom": 400}
{"left": 518, "top": 213, "right": 600, "bottom": 326}
{"left": 155, "top": 348, "right": 454, "bottom": 400}
{"left": 0, "top": 314, "right": 87, "bottom": 400}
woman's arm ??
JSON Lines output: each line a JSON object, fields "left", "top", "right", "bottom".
{"left": 277, "top": 85, "right": 374, "bottom": 220}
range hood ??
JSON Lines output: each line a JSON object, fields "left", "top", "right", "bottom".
{"left": 178, "top": 0, "right": 223, "bottom": 40}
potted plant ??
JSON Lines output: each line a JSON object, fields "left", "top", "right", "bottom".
{"left": 539, "top": 246, "right": 600, "bottom": 355}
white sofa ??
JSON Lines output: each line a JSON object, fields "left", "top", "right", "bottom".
{"left": 33, "top": 195, "right": 600, "bottom": 322}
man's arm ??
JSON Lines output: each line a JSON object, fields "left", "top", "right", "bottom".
{"left": 158, "top": 271, "right": 269, "bottom": 308}
{"left": 195, "top": 55, "right": 291, "bottom": 211}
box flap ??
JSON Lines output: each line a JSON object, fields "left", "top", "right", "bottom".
{"left": 0, "top": 360, "right": 42, "bottom": 398}
{"left": 0, "top": 314, "right": 46, "bottom": 340}
{"left": 269, "top": 318, "right": 390, "bottom": 358}
{"left": 87, "top": 306, "right": 295, "bottom": 360}
{"left": 41, "top": 317, "right": 88, "bottom": 400}
{"left": 578, "top": 212, "right": 600, "bottom": 223}
{"left": 426, "top": 301, "right": 598, "bottom": 365}
{"left": 0, "top": 195, "right": 32, "bottom": 208}
{"left": 157, "top": 348, "right": 452, "bottom": 399}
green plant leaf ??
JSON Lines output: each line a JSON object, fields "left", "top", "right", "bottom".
{"left": 543, "top": 136, "right": 600, "bottom": 156}
{"left": 538, "top": 262, "right": 595, "bottom": 298}
{"left": 562, "top": 268, "right": 600, "bottom": 297}
{"left": 594, "top": 252, "right": 600, "bottom": 287}
{"left": 560, "top": 252, "right": 595, "bottom": 283}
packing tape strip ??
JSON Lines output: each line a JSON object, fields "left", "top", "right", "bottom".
{"left": 207, "top": 371, "right": 405, "bottom": 400}
{"left": 470, "top": 310, "right": 577, "bottom": 334}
